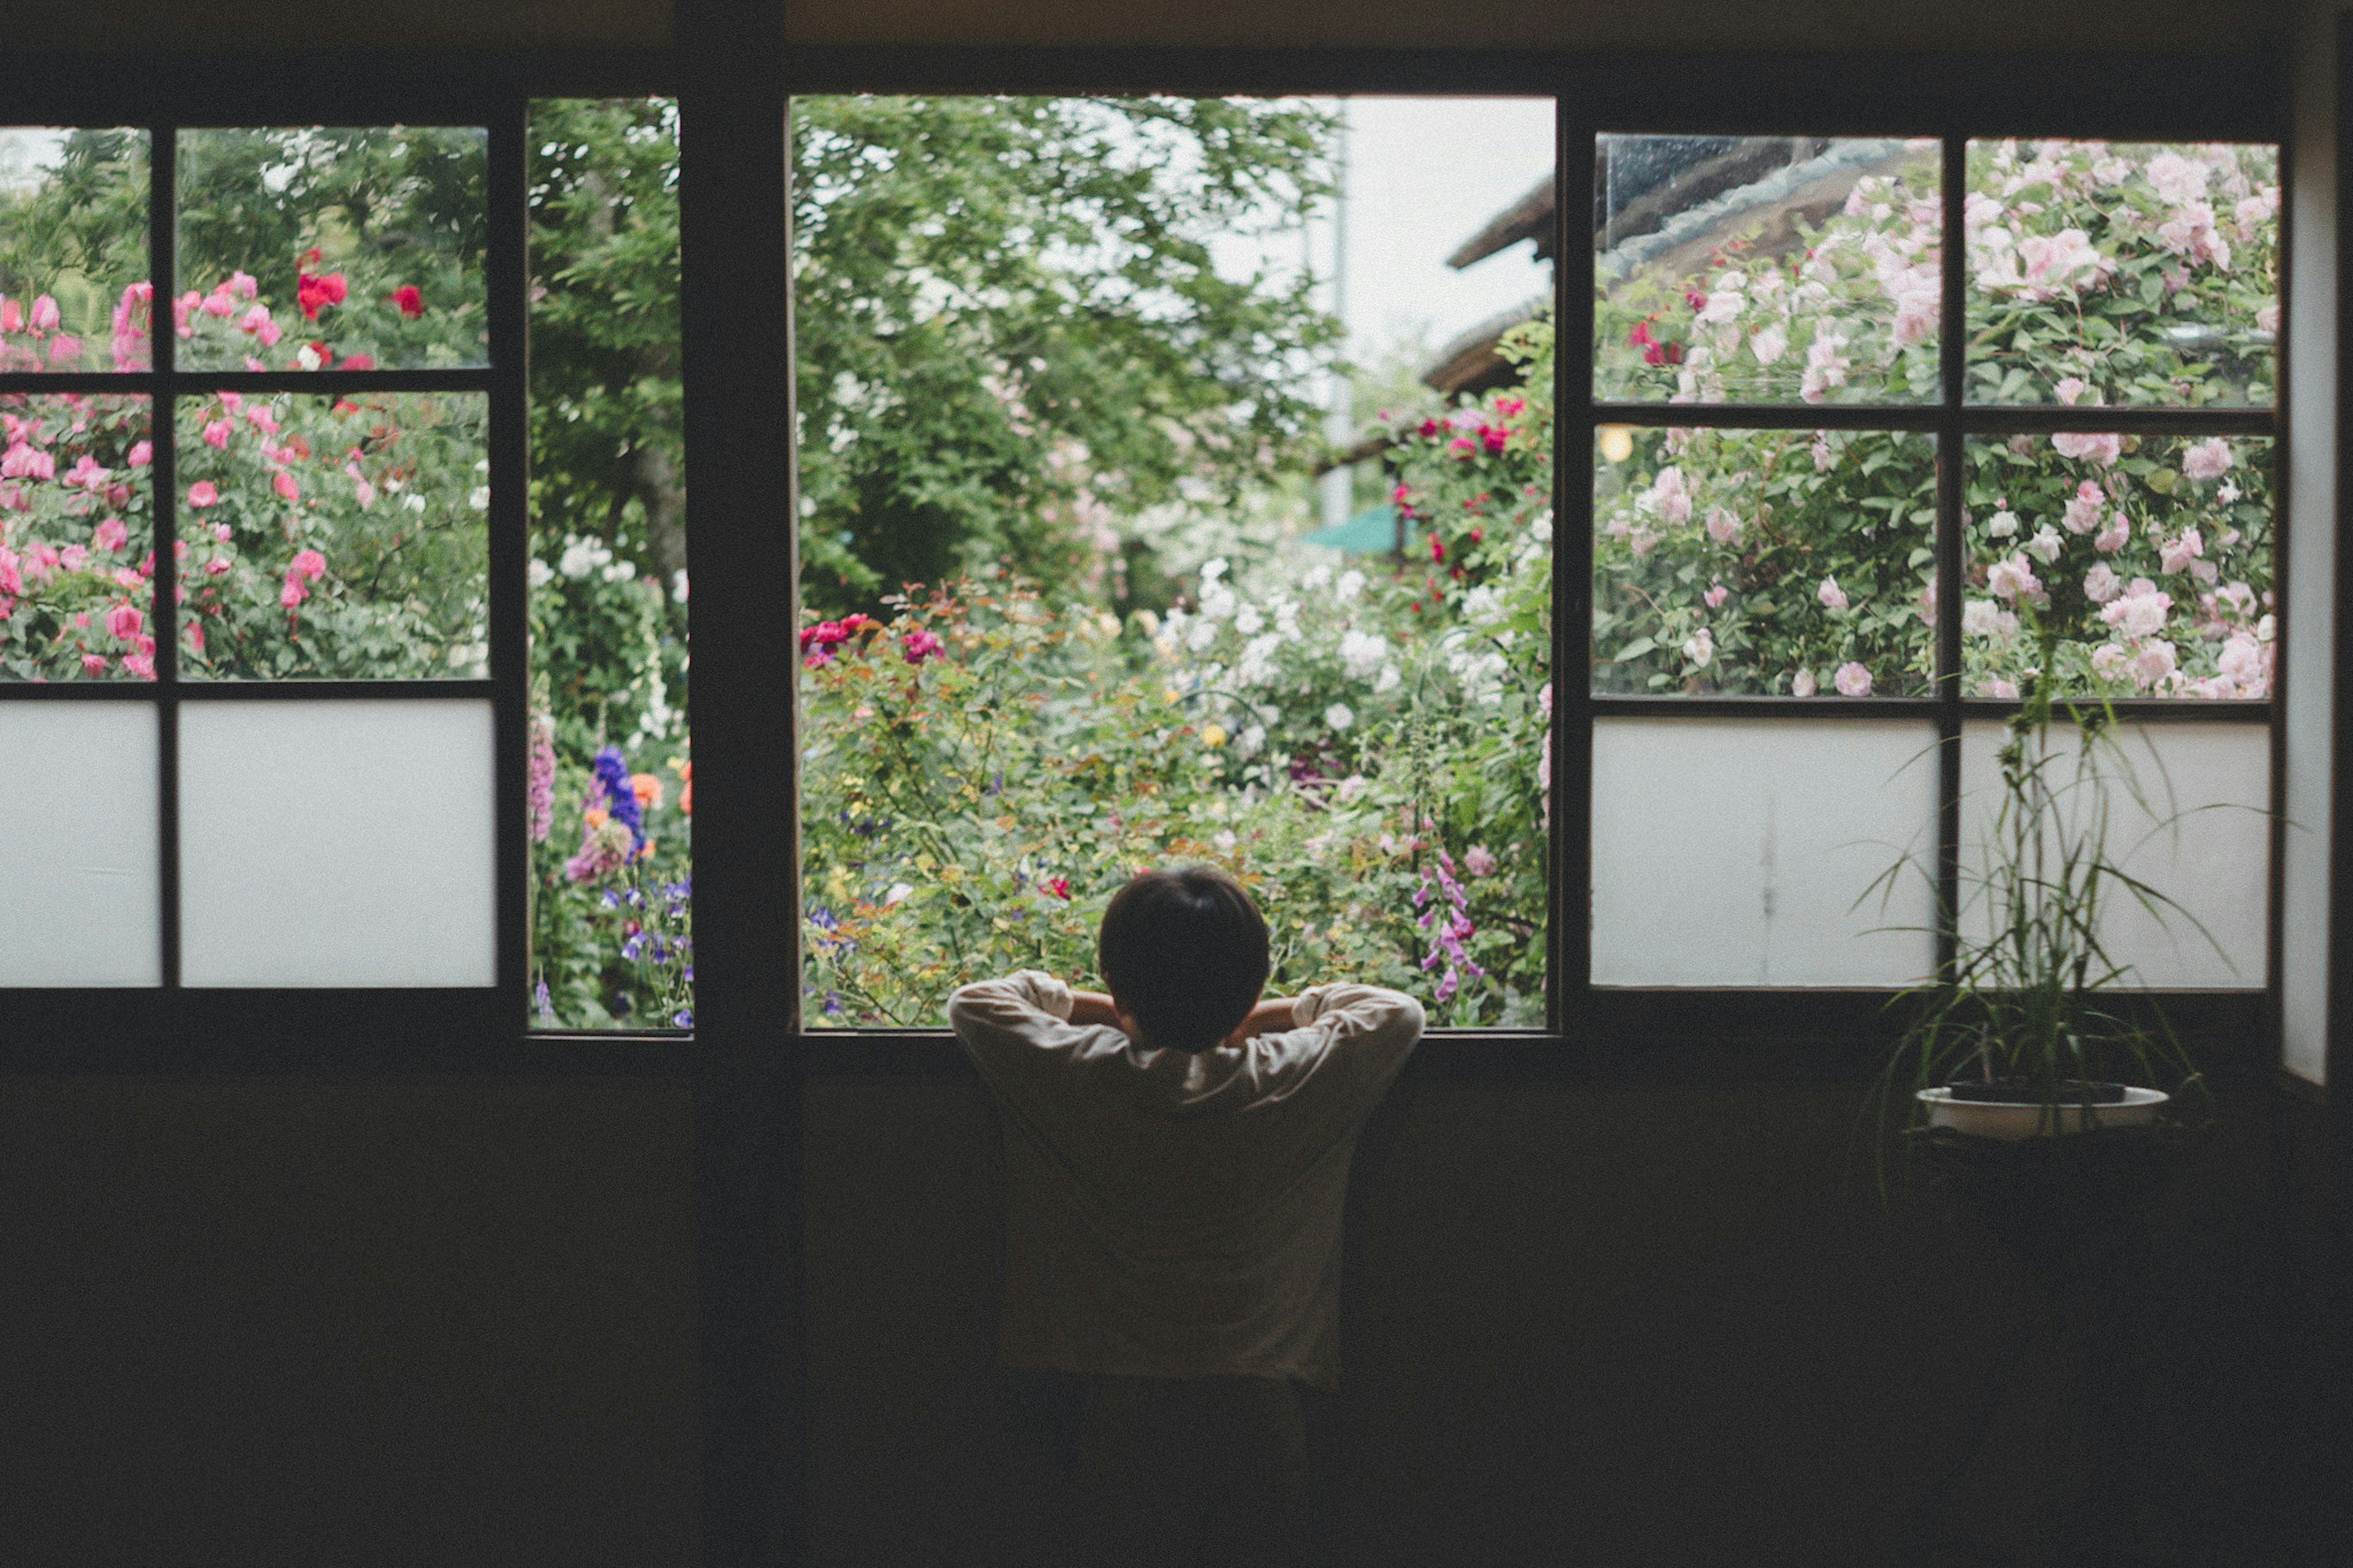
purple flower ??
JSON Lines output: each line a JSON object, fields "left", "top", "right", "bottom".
{"left": 528, "top": 713, "right": 556, "bottom": 843}
{"left": 592, "top": 746, "right": 645, "bottom": 848}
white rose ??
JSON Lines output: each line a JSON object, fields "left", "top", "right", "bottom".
{"left": 1324, "top": 703, "right": 1355, "bottom": 732}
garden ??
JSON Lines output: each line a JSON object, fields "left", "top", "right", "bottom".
{"left": 2, "top": 118, "right": 2277, "bottom": 1031}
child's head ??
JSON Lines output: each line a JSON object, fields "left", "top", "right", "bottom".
{"left": 1097, "top": 866, "right": 1270, "bottom": 1052}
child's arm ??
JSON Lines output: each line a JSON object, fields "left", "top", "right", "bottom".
{"left": 1224, "top": 996, "right": 1302, "bottom": 1048}
{"left": 1066, "top": 990, "right": 1126, "bottom": 1031}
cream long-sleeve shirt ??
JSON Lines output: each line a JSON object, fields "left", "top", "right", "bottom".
{"left": 947, "top": 971, "right": 1424, "bottom": 1391}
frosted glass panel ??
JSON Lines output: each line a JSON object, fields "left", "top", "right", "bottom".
{"left": 1960, "top": 720, "right": 2267, "bottom": 990}
{"left": 180, "top": 700, "right": 494, "bottom": 987}
{"left": 0, "top": 703, "right": 159, "bottom": 985}
{"left": 1593, "top": 718, "right": 1939, "bottom": 986}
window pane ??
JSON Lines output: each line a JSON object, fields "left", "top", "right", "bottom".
{"left": 176, "top": 127, "right": 487, "bottom": 371}
{"left": 0, "top": 702, "right": 159, "bottom": 986}
{"left": 1594, "top": 424, "right": 1934, "bottom": 697}
{"left": 1965, "top": 140, "right": 2278, "bottom": 407}
{"left": 1591, "top": 716, "right": 1938, "bottom": 986}
{"left": 1595, "top": 135, "right": 1941, "bottom": 404}
{"left": 526, "top": 98, "right": 692, "bottom": 1031}
{"left": 796, "top": 95, "right": 1552, "bottom": 1026}
{"left": 180, "top": 700, "right": 494, "bottom": 987}
{"left": 1963, "top": 434, "right": 2271, "bottom": 699}
{"left": 2, "top": 394, "right": 153, "bottom": 681}
{"left": 176, "top": 391, "right": 488, "bottom": 680}
{"left": 0, "top": 127, "right": 150, "bottom": 373}
{"left": 1959, "top": 719, "right": 2265, "bottom": 989}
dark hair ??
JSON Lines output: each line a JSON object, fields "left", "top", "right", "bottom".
{"left": 1097, "top": 866, "right": 1270, "bottom": 1052}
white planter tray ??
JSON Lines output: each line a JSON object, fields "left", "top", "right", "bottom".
{"left": 1917, "top": 1086, "right": 2170, "bottom": 1142}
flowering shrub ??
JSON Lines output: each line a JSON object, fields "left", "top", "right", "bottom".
{"left": 0, "top": 394, "right": 154, "bottom": 679}
{"left": 1588, "top": 140, "right": 2276, "bottom": 700}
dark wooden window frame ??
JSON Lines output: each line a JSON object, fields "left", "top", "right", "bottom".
{"left": 7, "top": 32, "right": 2319, "bottom": 1568}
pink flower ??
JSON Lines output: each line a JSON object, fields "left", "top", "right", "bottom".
{"left": 0, "top": 444, "right": 53, "bottom": 481}
{"left": 230, "top": 271, "right": 259, "bottom": 300}
{"left": 1647, "top": 466, "right": 1692, "bottom": 527}
{"left": 202, "top": 287, "right": 235, "bottom": 319}
{"left": 188, "top": 481, "right": 219, "bottom": 507}
{"left": 80, "top": 654, "right": 107, "bottom": 677}
{"left": 1817, "top": 576, "right": 1849, "bottom": 611}
{"left": 2161, "top": 529, "right": 2205, "bottom": 575}
{"left": 1537, "top": 682, "right": 1551, "bottom": 719}
{"left": 2101, "top": 583, "right": 2173, "bottom": 638}
{"left": 280, "top": 575, "right": 306, "bottom": 609}
{"left": 2061, "top": 480, "right": 2106, "bottom": 533}
{"left": 289, "top": 547, "right": 326, "bottom": 582}
{"left": 205, "top": 557, "right": 232, "bottom": 576}
{"left": 105, "top": 602, "right": 142, "bottom": 642}
{"left": 0, "top": 298, "right": 18, "bottom": 333}
{"left": 2094, "top": 512, "right": 2130, "bottom": 553}
{"left": 60, "top": 544, "right": 88, "bottom": 571}
{"left": 127, "top": 440, "right": 151, "bottom": 467}
{"left": 1703, "top": 583, "right": 1729, "bottom": 608}
{"left": 2084, "top": 562, "right": 2124, "bottom": 603}
{"left": 338, "top": 353, "right": 375, "bottom": 371}
{"left": 2256, "top": 302, "right": 2280, "bottom": 334}
{"left": 2131, "top": 639, "right": 2178, "bottom": 688}
{"left": 1704, "top": 507, "right": 1741, "bottom": 543}
{"left": 1834, "top": 662, "right": 1873, "bottom": 697}
{"left": 214, "top": 523, "right": 232, "bottom": 542}
{"left": 901, "top": 627, "right": 946, "bottom": 665}
{"left": 94, "top": 518, "right": 129, "bottom": 552}
{"left": 1464, "top": 846, "right": 1498, "bottom": 878}
{"left": 1986, "top": 555, "right": 2041, "bottom": 602}
{"left": 1792, "top": 668, "right": 1817, "bottom": 698}
{"left": 65, "top": 455, "right": 110, "bottom": 489}
{"left": 1976, "top": 678, "right": 2021, "bottom": 700}
{"left": 203, "top": 419, "right": 233, "bottom": 449}
{"left": 2053, "top": 431, "right": 2123, "bottom": 465}
{"left": 2054, "top": 375, "right": 2093, "bottom": 406}
{"left": 273, "top": 470, "right": 300, "bottom": 503}
{"left": 185, "top": 622, "right": 205, "bottom": 654}
{"left": 2181, "top": 438, "right": 2234, "bottom": 481}
{"left": 2091, "top": 643, "right": 2132, "bottom": 682}
{"left": 29, "top": 295, "right": 59, "bottom": 332}
{"left": 122, "top": 652, "right": 156, "bottom": 680}
{"left": 48, "top": 335, "right": 83, "bottom": 366}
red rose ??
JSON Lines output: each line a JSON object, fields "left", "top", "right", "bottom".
{"left": 390, "top": 284, "right": 424, "bottom": 319}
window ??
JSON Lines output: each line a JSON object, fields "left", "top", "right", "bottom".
{"left": 1579, "top": 134, "right": 2279, "bottom": 996}
{"left": 790, "top": 94, "right": 1556, "bottom": 1028}
{"left": 1, "top": 121, "right": 507, "bottom": 998}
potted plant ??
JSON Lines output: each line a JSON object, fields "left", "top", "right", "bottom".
{"left": 1868, "top": 623, "right": 2219, "bottom": 1165}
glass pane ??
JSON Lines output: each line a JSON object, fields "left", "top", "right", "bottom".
{"left": 528, "top": 97, "right": 692, "bottom": 1031}
{"left": 1960, "top": 719, "right": 2265, "bottom": 990}
{"left": 1963, "top": 434, "right": 2272, "bottom": 699}
{"left": 1595, "top": 134, "right": 1941, "bottom": 404}
{"left": 795, "top": 94, "right": 1553, "bottom": 1027}
{"left": 0, "top": 702, "right": 159, "bottom": 985}
{"left": 1594, "top": 424, "right": 1935, "bottom": 697}
{"left": 2, "top": 394, "right": 153, "bottom": 681}
{"left": 1591, "top": 717, "right": 1938, "bottom": 986}
{"left": 180, "top": 699, "right": 494, "bottom": 987}
{"left": 1965, "top": 139, "right": 2278, "bottom": 407}
{"left": 176, "top": 390, "right": 488, "bottom": 680}
{"left": 176, "top": 127, "right": 488, "bottom": 371}
{"left": 0, "top": 127, "right": 150, "bottom": 373}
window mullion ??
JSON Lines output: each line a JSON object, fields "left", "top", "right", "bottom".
{"left": 152, "top": 121, "right": 182, "bottom": 992}
{"left": 1556, "top": 107, "right": 1597, "bottom": 1033}
{"left": 1934, "top": 132, "right": 1968, "bottom": 983}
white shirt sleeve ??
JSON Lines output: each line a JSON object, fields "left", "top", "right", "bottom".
{"left": 1289, "top": 982, "right": 1425, "bottom": 1095}
{"left": 946, "top": 970, "right": 1090, "bottom": 1108}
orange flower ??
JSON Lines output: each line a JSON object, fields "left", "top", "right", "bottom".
{"left": 631, "top": 772, "right": 664, "bottom": 810}
{"left": 584, "top": 805, "right": 609, "bottom": 828}
{"left": 673, "top": 759, "right": 692, "bottom": 816}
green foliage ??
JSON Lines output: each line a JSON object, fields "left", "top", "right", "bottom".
{"left": 790, "top": 96, "right": 1342, "bottom": 613}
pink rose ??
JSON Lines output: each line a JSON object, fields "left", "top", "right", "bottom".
{"left": 273, "top": 471, "right": 300, "bottom": 503}
{"left": 1817, "top": 576, "right": 1849, "bottom": 611}
{"left": 105, "top": 602, "right": 142, "bottom": 642}
{"left": 1703, "top": 584, "right": 1729, "bottom": 608}
{"left": 80, "top": 653, "right": 107, "bottom": 677}
{"left": 1464, "top": 846, "right": 1498, "bottom": 878}
{"left": 127, "top": 440, "right": 151, "bottom": 467}
{"left": 2160, "top": 529, "right": 2204, "bottom": 575}
{"left": 280, "top": 575, "right": 306, "bottom": 609}
{"left": 1704, "top": 507, "right": 1741, "bottom": 543}
{"left": 2094, "top": 513, "right": 2129, "bottom": 554}
{"left": 188, "top": 481, "right": 218, "bottom": 507}
{"left": 29, "top": 295, "right": 59, "bottom": 332}
{"left": 2053, "top": 431, "right": 2123, "bottom": 465}
{"left": 94, "top": 518, "right": 129, "bottom": 552}
{"left": 203, "top": 419, "right": 233, "bottom": 449}
{"left": 2181, "top": 438, "right": 2233, "bottom": 482}
{"left": 61, "top": 544, "right": 88, "bottom": 571}
{"left": 290, "top": 548, "right": 327, "bottom": 582}
{"left": 1792, "top": 668, "right": 1817, "bottom": 697}
{"left": 1834, "top": 662, "right": 1873, "bottom": 697}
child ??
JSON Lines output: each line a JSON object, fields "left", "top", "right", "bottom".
{"left": 947, "top": 865, "right": 1425, "bottom": 1568}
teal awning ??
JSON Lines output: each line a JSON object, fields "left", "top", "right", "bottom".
{"left": 1300, "top": 503, "right": 1399, "bottom": 553}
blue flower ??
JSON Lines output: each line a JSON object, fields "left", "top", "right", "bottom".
{"left": 621, "top": 933, "right": 646, "bottom": 961}
{"left": 534, "top": 979, "right": 554, "bottom": 1025}
{"left": 600, "top": 889, "right": 622, "bottom": 911}
{"left": 672, "top": 1009, "right": 693, "bottom": 1028}
{"left": 592, "top": 747, "right": 645, "bottom": 848}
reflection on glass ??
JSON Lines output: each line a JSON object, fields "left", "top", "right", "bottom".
{"left": 176, "top": 127, "right": 488, "bottom": 371}
{"left": 1592, "top": 717, "right": 1938, "bottom": 985}
{"left": 1959, "top": 720, "right": 2266, "bottom": 988}
{"left": 1, "top": 395, "right": 153, "bottom": 681}
{"left": 1966, "top": 140, "right": 2278, "bottom": 406}
{"left": 1963, "top": 434, "right": 2272, "bottom": 699}
{"left": 1594, "top": 424, "right": 1934, "bottom": 697}
{"left": 0, "top": 702, "right": 159, "bottom": 986}
{"left": 176, "top": 391, "right": 488, "bottom": 680}
{"left": 0, "top": 127, "right": 150, "bottom": 372}
{"left": 526, "top": 98, "right": 694, "bottom": 1031}
{"left": 1595, "top": 134, "right": 1941, "bottom": 404}
{"left": 180, "top": 699, "right": 496, "bottom": 987}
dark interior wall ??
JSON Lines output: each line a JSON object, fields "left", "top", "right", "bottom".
{"left": 804, "top": 1072, "right": 2308, "bottom": 1568}
{"left": 0, "top": 1079, "right": 700, "bottom": 1568}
